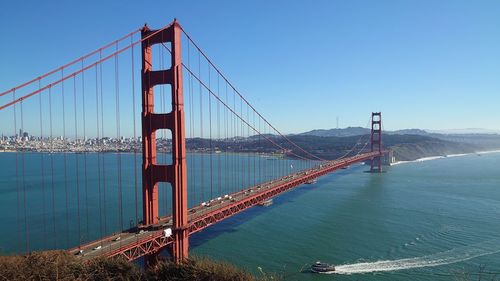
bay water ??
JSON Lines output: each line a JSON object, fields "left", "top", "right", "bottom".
{"left": 1, "top": 151, "right": 499, "bottom": 280}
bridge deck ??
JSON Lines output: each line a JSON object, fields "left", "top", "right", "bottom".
{"left": 70, "top": 151, "right": 383, "bottom": 261}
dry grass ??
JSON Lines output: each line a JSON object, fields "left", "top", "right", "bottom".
{"left": 147, "top": 256, "right": 277, "bottom": 281}
{"left": 0, "top": 251, "right": 141, "bottom": 281}
{"left": 0, "top": 251, "right": 278, "bottom": 281}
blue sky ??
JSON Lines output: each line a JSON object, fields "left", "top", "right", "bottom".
{"left": 1, "top": 0, "right": 499, "bottom": 134}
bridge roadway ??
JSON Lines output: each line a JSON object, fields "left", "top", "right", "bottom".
{"left": 70, "top": 151, "right": 383, "bottom": 261}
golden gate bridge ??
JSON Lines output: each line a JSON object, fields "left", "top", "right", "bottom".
{"left": 0, "top": 20, "right": 385, "bottom": 264}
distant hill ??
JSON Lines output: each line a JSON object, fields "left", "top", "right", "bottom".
{"left": 389, "top": 129, "right": 429, "bottom": 135}
{"left": 298, "top": 127, "right": 500, "bottom": 149}
{"left": 299, "top": 127, "right": 500, "bottom": 137}
{"left": 299, "top": 127, "right": 370, "bottom": 137}
{"left": 300, "top": 127, "right": 430, "bottom": 137}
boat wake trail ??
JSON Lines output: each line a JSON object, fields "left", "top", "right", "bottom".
{"left": 332, "top": 240, "right": 500, "bottom": 275}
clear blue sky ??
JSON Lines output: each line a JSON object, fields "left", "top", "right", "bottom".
{"left": 1, "top": 0, "right": 499, "bottom": 134}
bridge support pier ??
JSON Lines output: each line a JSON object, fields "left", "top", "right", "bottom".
{"left": 141, "top": 20, "right": 189, "bottom": 263}
{"left": 370, "top": 112, "right": 383, "bottom": 173}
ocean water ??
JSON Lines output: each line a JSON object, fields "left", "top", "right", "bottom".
{"left": 1, "top": 152, "right": 499, "bottom": 280}
{"left": 0, "top": 152, "right": 312, "bottom": 253}
{"left": 189, "top": 152, "right": 500, "bottom": 280}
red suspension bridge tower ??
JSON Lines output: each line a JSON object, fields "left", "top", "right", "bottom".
{"left": 370, "top": 112, "right": 383, "bottom": 173}
{"left": 141, "top": 20, "right": 189, "bottom": 262}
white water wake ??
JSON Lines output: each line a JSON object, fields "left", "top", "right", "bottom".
{"left": 390, "top": 150, "right": 500, "bottom": 166}
{"left": 331, "top": 240, "right": 500, "bottom": 275}
{"left": 390, "top": 156, "right": 445, "bottom": 166}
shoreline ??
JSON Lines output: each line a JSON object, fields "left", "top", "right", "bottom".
{"left": 390, "top": 149, "right": 500, "bottom": 166}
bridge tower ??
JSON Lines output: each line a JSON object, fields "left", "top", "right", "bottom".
{"left": 370, "top": 112, "right": 383, "bottom": 173}
{"left": 141, "top": 20, "right": 188, "bottom": 263}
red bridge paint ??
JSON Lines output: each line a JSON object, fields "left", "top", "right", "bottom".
{"left": 141, "top": 20, "right": 188, "bottom": 263}
{"left": 70, "top": 150, "right": 384, "bottom": 261}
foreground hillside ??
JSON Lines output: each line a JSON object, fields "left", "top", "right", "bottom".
{"left": 0, "top": 251, "right": 276, "bottom": 281}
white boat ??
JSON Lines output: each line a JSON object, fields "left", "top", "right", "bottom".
{"left": 311, "top": 261, "right": 335, "bottom": 273}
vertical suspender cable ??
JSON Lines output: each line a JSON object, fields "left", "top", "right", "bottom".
{"left": 186, "top": 37, "right": 194, "bottom": 206}
{"left": 259, "top": 115, "right": 262, "bottom": 182}
{"left": 234, "top": 92, "right": 238, "bottom": 192}
{"left": 224, "top": 81, "right": 228, "bottom": 195}
{"left": 73, "top": 76, "right": 81, "bottom": 249}
{"left": 230, "top": 87, "right": 234, "bottom": 193}
{"left": 20, "top": 96, "right": 29, "bottom": 252}
{"left": 38, "top": 79, "right": 47, "bottom": 248}
{"left": 131, "top": 35, "right": 139, "bottom": 228}
{"left": 217, "top": 75, "right": 221, "bottom": 197}
{"left": 208, "top": 65, "right": 213, "bottom": 200}
{"left": 13, "top": 91, "right": 21, "bottom": 251}
{"left": 115, "top": 42, "right": 124, "bottom": 236}
{"left": 247, "top": 104, "right": 250, "bottom": 187}
{"left": 49, "top": 86, "right": 57, "bottom": 248}
{"left": 271, "top": 124, "right": 275, "bottom": 180}
{"left": 253, "top": 110, "right": 256, "bottom": 186}
{"left": 99, "top": 50, "right": 107, "bottom": 241}
{"left": 61, "top": 70, "right": 69, "bottom": 248}
{"left": 198, "top": 52, "right": 204, "bottom": 204}
{"left": 263, "top": 121, "right": 267, "bottom": 182}
{"left": 81, "top": 61, "right": 90, "bottom": 241}
{"left": 231, "top": 89, "right": 235, "bottom": 193}
{"left": 233, "top": 88, "right": 237, "bottom": 193}
{"left": 95, "top": 63, "right": 103, "bottom": 246}
{"left": 187, "top": 37, "right": 196, "bottom": 207}
{"left": 240, "top": 98, "right": 243, "bottom": 189}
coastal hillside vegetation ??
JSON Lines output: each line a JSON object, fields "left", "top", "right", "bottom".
{"left": 283, "top": 134, "right": 485, "bottom": 161}
{"left": 188, "top": 133, "right": 495, "bottom": 161}
{"left": 0, "top": 251, "right": 277, "bottom": 281}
